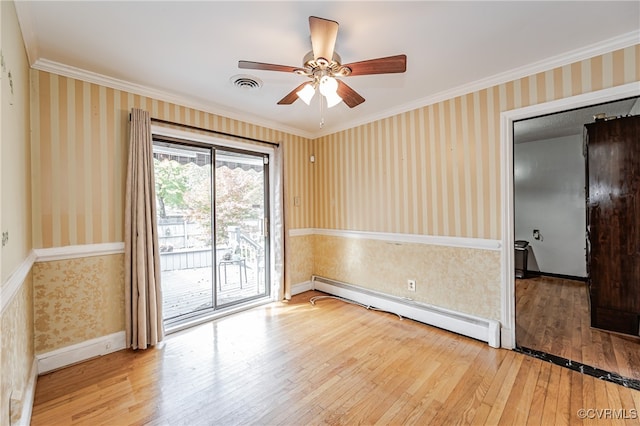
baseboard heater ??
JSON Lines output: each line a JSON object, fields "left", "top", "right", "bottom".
{"left": 311, "top": 275, "right": 501, "bottom": 348}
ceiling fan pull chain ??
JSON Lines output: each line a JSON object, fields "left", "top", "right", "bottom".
{"left": 319, "top": 95, "right": 325, "bottom": 128}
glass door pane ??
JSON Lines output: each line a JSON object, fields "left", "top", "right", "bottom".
{"left": 153, "top": 141, "right": 214, "bottom": 323}
{"left": 214, "top": 149, "right": 269, "bottom": 306}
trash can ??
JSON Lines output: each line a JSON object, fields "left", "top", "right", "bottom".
{"left": 515, "top": 240, "right": 529, "bottom": 279}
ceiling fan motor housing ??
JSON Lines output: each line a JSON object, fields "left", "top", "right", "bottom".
{"left": 295, "top": 51, "right": 352, "bottom": 82}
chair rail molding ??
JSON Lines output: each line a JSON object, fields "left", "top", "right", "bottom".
{"left": 1, "top": 250, "right": 37, "bottom": 314}
{"left": 34, "top": 242, "right": 125, "bottom": 262}
{"left": 288, "top": 228, "right": 501, "bottom": 251}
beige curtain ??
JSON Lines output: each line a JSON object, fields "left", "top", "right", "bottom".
{"left": 273, "top": 145, "right": 287, "bottom": 300}
{"left": 125, "top": 108, "right": 164, "bottom": 350}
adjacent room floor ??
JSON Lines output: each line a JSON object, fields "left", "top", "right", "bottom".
{"left": 516, "top": 275, "right": 640, "bottom": 381}
{"left": 32, "top": 290, "right": 639, "bottom": 425}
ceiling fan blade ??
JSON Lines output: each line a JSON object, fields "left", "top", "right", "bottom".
{"left": 238, "top": 60, "right": 299, "bottom": 73}
{"left": 336, "top": 80, "right": 365, "bottom": 108}
{"left": 343, "top": 54, "right": 407, "bottom": 76}
{"left": 277, "top": 82, "right": 310, "bottom": 105}
{"left": 309, "top": 16, "right": 339, "bottom": 61}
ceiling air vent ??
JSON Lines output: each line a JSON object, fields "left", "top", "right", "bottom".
{"left": 230, "top": 74, "right": 263, "bottom": 90}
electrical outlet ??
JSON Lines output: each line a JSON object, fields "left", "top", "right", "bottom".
{"left": 407, "top": 279, "right": 416, "bottom": 292}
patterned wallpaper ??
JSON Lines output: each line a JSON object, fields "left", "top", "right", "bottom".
{"left": 33, "top": 254, "right": 124, "bottom": 353}
{"left": 314, "top": 235, "right": 501, "bottom": 320}
{"left": 284, "top": 136, "right": 315, "bottom": 230}
{"left": 31, "top": 46, "right": 638, "bottom": 252}
{"left": 1, "top": 3, "right": 34, "bottom": 424}
{"left": 0, "top": 272, "right": 34, "bottom": 425}
{"left": 312, "top": 45, "right": 640, "bottom": 240}
{"left": 31, "top": 71, "right": 314, "bottom": 249}
{"left": 286, "top": 233, "right": 315, "bottom": 289}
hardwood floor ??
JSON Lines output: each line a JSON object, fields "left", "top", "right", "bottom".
{"left": 516, "top": 275, "right": 640, "bottom": 381}
{"left": 33, "top": 291, "right": 639, "bottom": 425}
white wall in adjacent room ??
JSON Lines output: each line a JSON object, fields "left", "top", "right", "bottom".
{"left": 514, "top": 134, "right": 586, "bottom": 278}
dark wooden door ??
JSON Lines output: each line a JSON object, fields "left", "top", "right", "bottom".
{"left": 586, "top": 115, "right": 640, "bottom": 336}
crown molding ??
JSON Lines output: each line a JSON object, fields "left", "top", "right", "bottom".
{"left": 30, "top": 58, "right": 315, "bottom": 140}
{"left": 14, "top": 2, "right": 305, "bottom": 140}
{"left": 16, "top": 0, "right": 639, "bottom": 142}
{"left": 315, "top": 30, "right": 640, "bottom": 138}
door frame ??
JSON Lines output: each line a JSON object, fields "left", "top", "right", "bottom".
{"left": 499, "top": 81, "right": 640, "bottom": 349}
{"left": 151, "top": 124, "right": 280, "bottom": 332}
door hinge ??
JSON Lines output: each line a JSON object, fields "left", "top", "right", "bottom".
{"left": 263, "top": 156, "right": 269, "bottom": 165}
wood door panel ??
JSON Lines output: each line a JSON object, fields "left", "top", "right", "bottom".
{"left": 586, "top": 115, "right": 640, "bottom": 336}
{"left": 592, "top": 306, "right": 640, "bottom": 336}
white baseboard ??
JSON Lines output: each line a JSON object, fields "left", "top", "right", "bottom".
{"left": 36, "top": 331, "right": 126, "bottom": 374}
{"left": 311, "top": 275, "right": 501, "bottom": 348}
{"left": 14, "top": 358, "right": 38, "bottom": 426}
{"left": 291, "top": 281, "right": 313, "bottom": 296}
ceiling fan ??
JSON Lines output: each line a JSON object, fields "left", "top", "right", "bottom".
{"left": 238, "top": 16, "right": 407, "bottom": 109}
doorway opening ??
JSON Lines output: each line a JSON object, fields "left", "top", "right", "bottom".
{"left": 153, "top": 136, "right": 272, "bottom": 329}
{"left": 506, "top": 89, "right": 640, "bottom": 383}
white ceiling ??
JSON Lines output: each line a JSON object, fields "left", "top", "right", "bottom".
{"left": 14, "top": 1, "right": 640, "bottom": 138}
{"left": 514, "top": 96, "right": 640, "bottom": 143}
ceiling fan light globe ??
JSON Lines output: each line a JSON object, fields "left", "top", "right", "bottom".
{"left": 325, "top": 92, "right": 342, "bottom": 108}
{"left": 319, "top": 75, "right": 339, "bottom": 97}
{"left": 296, "top": 83, "right": 316, "bottom": 105}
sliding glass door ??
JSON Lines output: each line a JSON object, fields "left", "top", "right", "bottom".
{"left": 153, "top": 139, "right": 270, "bottom": 326}
{"left": 214, "top": 149, "right": 269, "bottom": 306}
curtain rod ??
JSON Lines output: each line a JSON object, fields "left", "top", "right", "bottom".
{"left": 141, "top": 116, "right": 279, "bottom": 147}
